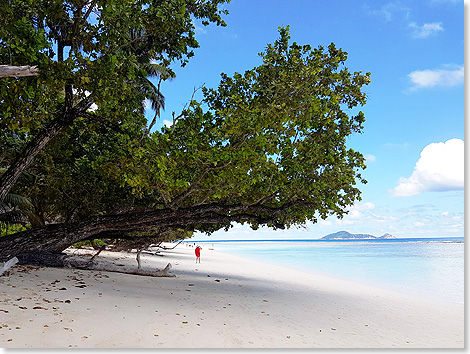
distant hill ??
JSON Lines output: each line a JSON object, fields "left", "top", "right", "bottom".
{"left": 320, "top": 231, "right": 396, "bottom": 240}
{"left": 377, "top": 233, "right": 396, "bottom": 239}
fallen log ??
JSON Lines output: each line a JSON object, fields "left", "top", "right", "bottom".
{"left": 15, "top": 252, "right": 175, "bottom": 277}
{"left": 67, "top": 257, "right": 175, "bottom": 277}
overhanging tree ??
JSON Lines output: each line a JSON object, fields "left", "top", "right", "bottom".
{"left": 0, "top": 25, "right": 371, "bottom": 265}
{"left": 0, "top": 0, "right": 228, "bottom": 203}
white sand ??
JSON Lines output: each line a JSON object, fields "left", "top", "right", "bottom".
{"left": 0, "top": 244, "right": 464, "bottom": 348}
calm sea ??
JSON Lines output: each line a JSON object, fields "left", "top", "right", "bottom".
{"left": 192, "top": 238, "right": 464, "bottom": 304}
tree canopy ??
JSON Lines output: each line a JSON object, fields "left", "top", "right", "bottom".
{"left": 0, "top": 0, "right": 228, "bottom": 202}
{"left": 0, "top": 1, "right": 370, "bottom": 264}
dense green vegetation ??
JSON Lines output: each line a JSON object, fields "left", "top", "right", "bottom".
{"left": 0, "top": 0, "right": 370, "bottom": 262}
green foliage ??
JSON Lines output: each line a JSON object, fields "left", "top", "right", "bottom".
{"left": 0, "top": 189, "right": 40, "bottom": 233}
{"left": 72, "top": 239, "right": 106, "bottom": 248}
{"left": 30, "top": 26, "right": 370, "bottom": 233}
{"left": 0, "top": 0, "right": 230, "bottom": 233}
{"left": 0, "top": 222, "right": 27, "bottom": 237}
{"left": 120, "top": 27, "right": 371, "bottom": 230}
{"left": 71, "top": 229, "right": 193, "bottom": 251}
{"left": 26, "top": 119, "right": 140, "bottom": 222}
{"left": 1, "top": 4, "right": 370, "bottom": 243}
{"left": 0, "top": 0, "right": 229, "bottom": 134}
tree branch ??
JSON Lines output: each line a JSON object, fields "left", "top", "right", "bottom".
{"left": 0, "top": 96, "right": 94, "bottom": 203}
{"left": 81, "top": 112, "right": 124, "bottom": 133}
{"left": 0, "top": 65, "right": 39, "bottom": 78}
{"left": 0, "top": 201, "right": 296, "bottom": 261}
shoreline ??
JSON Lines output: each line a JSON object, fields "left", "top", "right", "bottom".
{"left": 197, "top": 239, "right": 464, "bottom": 305}
{"left": 0, "top": 244, "right": 464, "bottom": 348}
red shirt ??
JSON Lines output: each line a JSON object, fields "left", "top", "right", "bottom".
{"left": 195, "top": 247, "right": 201, "bottom": 257}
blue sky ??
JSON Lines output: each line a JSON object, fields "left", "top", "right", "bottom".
{"left": 149, "top": 0, "right": 464, "bottom": 239}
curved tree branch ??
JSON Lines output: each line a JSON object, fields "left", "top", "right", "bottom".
{"left": 0, "top": 202, "right": 294, "bottom": 262}
{"left": 0, "top": 96, "right": 94, "bottom": 203}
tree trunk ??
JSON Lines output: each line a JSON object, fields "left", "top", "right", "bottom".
{"left": 0, "top": 65, "right": 39, "bottom": 78}
{"left": 0, "top": 96, "right": 94, "bottom": 203}
{"left": 0, "top": 203, "right": 284, "bottom": 262}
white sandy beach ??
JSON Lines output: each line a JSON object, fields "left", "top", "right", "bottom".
{"left": 0, "top": 243, "right": 464, "bottom": 348}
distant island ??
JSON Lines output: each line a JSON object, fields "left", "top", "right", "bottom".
{"left": 320, "top": 231, "right": 396, "bottom": 240}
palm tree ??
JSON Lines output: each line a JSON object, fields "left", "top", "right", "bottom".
{"left": 126, "top": 29, "right": 175, "bottom": 135}
{"left": 137, "top": 61, "right": 173, "bottom": 134}
{"left": 0, "top": 168, "right": 43, "bottom": 235}
{"left": 0, "top": 193, "right": 40, "bottom": 236}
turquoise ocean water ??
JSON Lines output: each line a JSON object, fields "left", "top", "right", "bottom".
{"left": 192, "top": 238, "right": 464, "bottom": 304}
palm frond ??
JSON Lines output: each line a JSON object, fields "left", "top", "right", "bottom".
{"left": 3, "top": 193, "right": 33, "bottom": 210}
{"left": 139, "top": 78, "right": 165, "bottom": 113}
{"left": 140, "top": 63, "right": 174, "bottom": 80}
{"left": 0, "top": 210, "right": 28, "bottom": 224}
{"left": 0, "top": 192, "right": 42, "bottom": 228}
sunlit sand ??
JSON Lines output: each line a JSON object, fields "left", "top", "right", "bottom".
{"left": 0, "top": 244, "right": 463, "bottom": 348}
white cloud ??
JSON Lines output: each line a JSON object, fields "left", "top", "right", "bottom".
{"left": 408, "top": 65, "right": 464, "bottom": 90}
{"left": 375, "top": 215, "right": 399, "bottom": 223}
{"left": 163, "top": 120, "right": 173, "bottom": 128}
{"left": 348, "top": 210, "right": 362, "bottom": 218}
{"left": 194, "top": 25, "right": 207, "bottom": 35}
{"left": 335, "top": 218, "right": 356, "bottom": 226}
{"left": 365, "top": 154, "right": 376, "bottom": 163}
{"left": 392, "top": 138, "right": 464, "bottom": 197}
{"left": 319, "top": 220, "right": 332, "bottom": 227}
{"left": 409, "top": 22, "right": 443, "bottom": 38}
{"left": 333, "top": 202, "right": 376, "bottom": 224}
{"left": 351, "top": 202, "right": 376, "bottom": 211}
{"left": 363, "top": 3, "right": 410, "bottom": 22}
{"left": 383, "top": 142, "right": 410, "bottom": 149}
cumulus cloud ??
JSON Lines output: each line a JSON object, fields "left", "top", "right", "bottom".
{"left": 392, "top": 138, "right": 464, "bottom": 197}
{"left": 163, "top": 120, "right": 173, "bottom": 128}
{"left": 408, "top": 65, "right": 464, "bottom": 90}
{"left": 340, "top": 202, "right": 376, "bottom": 220}
{"left": 409, "top": 22, "right": 443, "bottom": 38}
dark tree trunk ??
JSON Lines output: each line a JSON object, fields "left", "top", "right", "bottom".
{"left": 0, "top": 203, "right": 285, "bottom": 263}
{"left": 15, "top": 252, "right": 69, "bottom": 267}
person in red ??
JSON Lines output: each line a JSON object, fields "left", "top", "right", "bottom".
{"left": 195, "top": 246, "right": 201, "bottom": 263}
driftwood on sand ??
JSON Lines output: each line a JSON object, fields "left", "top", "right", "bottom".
{"left": 12, "top": 252, "right": 175, "bottom": 277}
{"left": 65, "top": 257, "right": 175, "bottom": 277}
{"left": 0, "top": 257, "right": 19, "bottom": 276}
